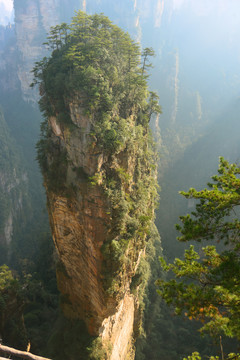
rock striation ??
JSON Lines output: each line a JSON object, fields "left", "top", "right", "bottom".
{"left": 35, "top": 12, "right": 160, "bottom": 359}
{"left": 43, "top": 99, "right": 146, "bottom": 358}
{"left": 41, "top": 94, "right": 159, "bottom": 358}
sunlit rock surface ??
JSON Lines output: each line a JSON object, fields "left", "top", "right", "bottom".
{"left": 43, "top": 92, "right": 152, "bottom": 358}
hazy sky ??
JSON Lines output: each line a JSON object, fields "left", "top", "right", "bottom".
{"left": 172, "top": 0, "right": 240, "bottom": 15}
{"left": 0, "top": 0, "right": 12, "bottom": 10}
{"left": 0, "top": 0, "right": 13, "bottom": 25}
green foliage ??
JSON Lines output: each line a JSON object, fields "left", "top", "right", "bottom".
{"left": 157, "top": 157, "right": 240, "bottom": 350}
{"left": 0, "top": 234, "right": 59, "bottom": 355}
{"left": 183, "top": 353, "right": 204, "bottom": 360}
{"left": 31, "top": 15, "right": 162, "bottom": 357}
{"left": 101, "top": 143, "right": 159, "bottom": 294}
{"left": 33, "top": 11, "right": 161, "bottom": 296}
{"left": 22, "top": 242, "right": 59, "bottom": 355}
{"left": 47, "top": 314, "right": 112, "bottom": 360}
{"left": 183, "top": 352, "right": 240, "bottom": 360}
{"left": 130, "top": 244, "right": 152, "bottom": 306}
{"left": 176, "top": 156, "right": 240, "bottom": 244}
{"left": 33, "top": 11, "right": 161, "bottom": 158}
{"left": 0, "top": 264, "right": 15, "bottom": 290}
{"left": 0, "top": 264, "right": 28, "bottom": 349}
{"left": 93, "top": 120, "right": 159, "bottom": 294}
{"left": 88, "top": 338, "right": 112, "bottom": 360}
{"left": 141, "top": 47, "right": 155, "bottom": 76}
{"left": 47, "top": 315, "right": 92, "bottom": 360}
{"left": 36, "top": 118, "right": 69, "bottom": 193}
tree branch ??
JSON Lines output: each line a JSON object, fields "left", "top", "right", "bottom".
{"left": 0, "top": 345, "right": 52, "bottom": 360}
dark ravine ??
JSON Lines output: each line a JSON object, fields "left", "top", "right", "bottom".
{"left": 35, "top": 12, "right": 161, "bottom": 359}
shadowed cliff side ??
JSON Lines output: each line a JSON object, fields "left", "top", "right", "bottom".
{"left": 33, "top": 11, "right": 161, "bottom": 359}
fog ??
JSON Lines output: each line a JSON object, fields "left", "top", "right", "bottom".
{"left": 78, "top": 0, "right": 240, "bottom": 261}
{"left": 0, "top": 0, "right": 13, "bottom": 25}
{"left": 81, "top": 0, "right": 240, "bottom": 155}
{"left": 0, "top": 1, "right": 240, "bottom": 357}
{"left": 1, "top": 0, "right": 239, "bottom": 290}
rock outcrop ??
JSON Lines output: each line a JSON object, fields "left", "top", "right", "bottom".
{"left": 36, "top": 12, "right": 160, "bottom": 359}
{"left": 41, "top": 91, "right": 159, "bottom": 357}
{"left": 43, "top": 98, "right": 147, "bottom": 359}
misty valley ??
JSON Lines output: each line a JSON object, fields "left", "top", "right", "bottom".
{"left": 0, "top": 1, "right": 239, "bottom": 359}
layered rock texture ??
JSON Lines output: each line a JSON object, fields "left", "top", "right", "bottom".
{"left": 35, "top": 12, "right": 160, "bottom": 359}
{"left": 42, "top": 97, "right": 157, "bottom": 359}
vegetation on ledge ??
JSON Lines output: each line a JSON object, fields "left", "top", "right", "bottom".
{"left": 33, "top": 11, "right": 161, "bottom": 298}
{"left": 32, "top": 12, "right": 161, "bottom": 127}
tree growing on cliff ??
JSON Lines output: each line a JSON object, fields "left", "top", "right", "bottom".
{"left": 32, "top": 10, "right": 161, "bottom": 302}
{"left": 32, "top": 10, "right": 162, "bottom": 359}
{"left": 157, "top": 157, "right": 240, "bottom": 356}
{"left": 32, "top": 11, "right": 161, "bottom": 124}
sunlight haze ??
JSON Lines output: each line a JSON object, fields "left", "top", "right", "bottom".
{"left": 0, "top": 0, "right": 13, "bottom": 25}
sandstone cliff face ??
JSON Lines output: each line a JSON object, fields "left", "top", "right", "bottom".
{"left": 35, "top": 12, "right": 160, "bottom": 358}
{"left": 41, "top": 92, "right": 156, "bottom": 359}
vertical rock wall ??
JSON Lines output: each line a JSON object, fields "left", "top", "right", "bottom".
{"left": 42, "top": 95, "right": 153, "bottom": 359}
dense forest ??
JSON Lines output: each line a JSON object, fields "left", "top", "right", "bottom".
{"left": 0, "top": 1, "right": 240, "bottom": 359}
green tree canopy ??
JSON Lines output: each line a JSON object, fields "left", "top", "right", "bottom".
{"left": 32, "top": 11, "right": 161, "bottom": 123}
{"left": 157, "top": 157, "right": 240, "bottom": 351}
{"left": 33, "top": 11, "right": 161, "bottom": 300}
